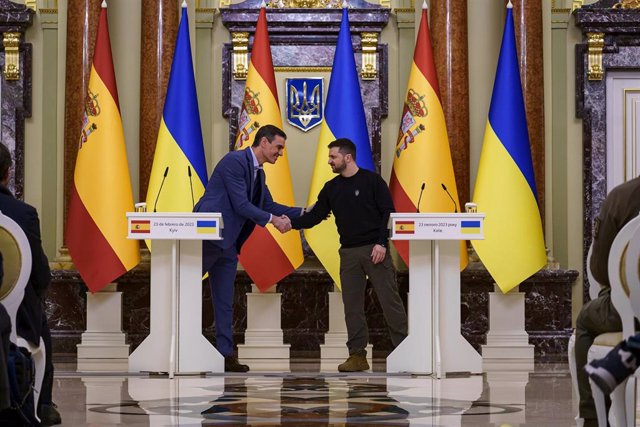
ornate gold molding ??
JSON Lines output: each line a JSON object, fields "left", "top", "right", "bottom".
{"left": 232, "top": 31, "right": 249, "bottom": 80}
{"left": 571, "top": 0, "right": 584, "bottom": 11}
{"left": 3, "top": 32, "right": 20, "bottom": 81}
{"left": 274, "top": 66, "right": 332, "bottom": 72}
{"left": 587, "top": 32, "right": 604, "bottom": 81}
{"left": 267, "top": 0, "right": 342, "bottom": 8}
{"left": 25, "top": 0, "right": 36, "bottom": 11}
{"left": 614, "top": 0, "right": 640, "bottom": 8}
{"left": 360, "top": 32, "right": 378, "bottom": 80}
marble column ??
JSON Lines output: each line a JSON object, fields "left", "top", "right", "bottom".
{"left": 430, "top": 0, "right": 470, "bottom": 205}
{"left": 510, "top": 0, "right": 545, "bottom": 226}
{"left": 138, "top": 1, "right": 179, "bottom": 202}
{"left": 62, "top": 0, "right": 101, "bottom": 233}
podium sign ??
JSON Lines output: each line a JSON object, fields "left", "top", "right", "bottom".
{"left": 128, "top": 212, "right": 222, "bottom": 240}
{"left": 387, "top": 213, "right": 484, "bottom": 378}
{"left": 126, "top": 212, "right": 223, "bottom": 377}
{"left": 390, "top": 213, "right": 484, "bottom": 240}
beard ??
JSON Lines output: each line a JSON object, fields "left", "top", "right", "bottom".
{"left": 331, "top": 162, "right": 346, "bottom": 174}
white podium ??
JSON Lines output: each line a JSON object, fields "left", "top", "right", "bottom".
{"left": 387, "top": 213, "right": 484, "bottom": 378}
{"left": 126, "top": 212, "right": 224, "bottom": 377}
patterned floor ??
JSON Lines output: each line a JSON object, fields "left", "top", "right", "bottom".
{"left": 52, "top": 363, "right": 575, "bottom": 426}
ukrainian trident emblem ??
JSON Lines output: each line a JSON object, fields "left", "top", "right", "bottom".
{"left": 395, "top": 88, "right": 428, "bottom": 158}
{"left": 286, "top": 78, "right": 323, "bottom": 132}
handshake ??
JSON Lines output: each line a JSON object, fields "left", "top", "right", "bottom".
{"left": 271, "top": 215, "right": 292, "bottom": 233}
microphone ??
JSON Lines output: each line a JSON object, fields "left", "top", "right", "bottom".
{"left": 153, "top": 166, "right": 169, "bottom": 212}
{"left": 416, "top": 182, "right": 426, "bottom": 213}
{"left": 441, "top": 183, "right": 458, "bottom": 213}
{"left": 188, "top": 166, "right": 195, "bottom": 209}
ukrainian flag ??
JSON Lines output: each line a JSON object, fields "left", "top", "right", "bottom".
{"left": 196, "top": 220, "right": 217, "bottom": 234}
{"left": 145, "top": 5, "right": 207, "bottom": 215}
{"left": 305, "top": 5, "right": 375, "bottom": 288}
{"left": 471, "top": 3, "right": 546, "bottom": 293}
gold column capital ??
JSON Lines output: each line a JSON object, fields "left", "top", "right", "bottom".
{"left": 587, "top": 32, "right": 604, "bottom": 81}
{"left": 3, "top": 32, "right": 21, "bottom": 81}
{"left": 232, "top": 31, "right": 249, "bottom": 81}
{"left": 360, "top": 32, "right": 378, "bottom": 81}
{"left": 613, "top": 0, "right": 640, "bottom": 8}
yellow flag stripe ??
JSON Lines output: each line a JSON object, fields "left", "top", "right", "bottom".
{"left": 74, "top": 67, "right": 138, "bottom": 269}
{"left": 145, "top": 119, "right": 206, "bottom": 212}
{"left": 304, "top": 123, "right": 342, "bottom": 288}
{"left": 471, "top": 123, "right": 546, "bottom": 292}
{"left": 236, "top": 60, "right": 302, "bottom": 266}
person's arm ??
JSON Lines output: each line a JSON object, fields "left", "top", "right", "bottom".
{"left": 221, "top": 156, "right": 271, "bottom": 226}
{"left": 24, "top": 206, "right": 51, "bottom": 298}
{"left": 374, "top": 175, "right": 395, "bottom": 248}
{"left": 290, "top": 186, "right": 331, "bottom": 230}
{"left": 262, "top": 184, "right": 304, "bottom": 219}
{"left": 590, "top": 195, "right": 618, "bottom": 286}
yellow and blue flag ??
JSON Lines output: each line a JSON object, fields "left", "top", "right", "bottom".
{"left": 471, "top": 3, "right": 546, "bottom": 293}
{"left": 146, "top": 5, "right": 207, "bottom": 215}
{"left": 305, "top": 5, "right": 374, "bottom": 288}
{"left": 196, "top": 220, "right": 217, "bottom": 235}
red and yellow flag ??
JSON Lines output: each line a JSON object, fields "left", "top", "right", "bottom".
{"left": 236, "top": 7, "right": 303, "bottom": 291}
{"left": 389, "top": 5, "right": 468, "bottom": 269}
{"left": 66, "top": 4, "right": 140, "bottom": 292}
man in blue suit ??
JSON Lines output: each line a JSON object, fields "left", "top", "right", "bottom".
{"left": 195, "top": 125, "right": 301, "bottom": 372}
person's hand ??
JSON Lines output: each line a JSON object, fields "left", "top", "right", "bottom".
{"left": 371, "top": 244, "right": 386, "bottom": 264}
{"left": 272, "top": 215, "right": 291, "bottom": 233}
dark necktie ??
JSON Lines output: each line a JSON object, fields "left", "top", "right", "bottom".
{"left": 252, "top": 168, "right": 262, "bottom": 204}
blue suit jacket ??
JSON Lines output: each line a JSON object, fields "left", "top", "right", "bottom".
{"left": 0, "top": 185, "right": 50, "bottom": 346}
{"left": 194, "top": 148, "right": 300, "bottom": 271}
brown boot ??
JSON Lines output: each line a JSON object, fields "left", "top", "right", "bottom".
{"left": 338, "top": 351, "right": 369, "bottom": 372}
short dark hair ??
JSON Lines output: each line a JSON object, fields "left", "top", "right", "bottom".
{"left": 0, "top": 143, "right": 12, "bottom": 181}
{"left": 327, "top": 138, "right": 356, "bottom": 161}
{"left": 252, "top": 124, "right": 287, "bottom": 147}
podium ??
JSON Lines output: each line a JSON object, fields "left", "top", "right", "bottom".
{"left": 387, "top": 213, "right": 484, "bottom": 378}
{"left": 126, "top": 212, "right": 224, "bottom": 377}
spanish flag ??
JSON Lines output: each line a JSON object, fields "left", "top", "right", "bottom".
{"left": 471, "top": 2, "right": 546, "bottom": 293}
{"left": 305, "top": 5, "right": 375, "bottom": 288}
{"left": 66, "top": 2, "right": 140, "bottom": 292}
{"left": 146, "top": 5, "right": 207, "bottom": 216}
{"left": 236, "top": 7, "right": 303, "bottom": 291}
{"left": 389, "top": 3, "right": 467, "bottom": 270}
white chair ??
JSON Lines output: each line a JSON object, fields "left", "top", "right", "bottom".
{"left": 0, "top": 211, "right": 46, "bottom": 413}
{"left": 619, "top": 218, "right": 640, "bottom": 427}
{"left": 568, "top": 242, "right": 608, "bottom": 426}
{"left": 589, "top": 215, "right": 640, "bottom": 427}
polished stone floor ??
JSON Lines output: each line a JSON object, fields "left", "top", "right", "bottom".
{"left": 50, "top": 360, "right": 576, "bottom": 426}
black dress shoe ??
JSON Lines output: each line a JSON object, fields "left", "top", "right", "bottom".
{"left": 38, "top": 402, "right": 62, "bottom": 426}
{"left": 224, "top": 356, "right": 249, "bottom": 373}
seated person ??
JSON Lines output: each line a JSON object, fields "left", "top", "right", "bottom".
{"left": 582, "top": 176, "right": 640, "bottom": 401}
{"left": 574, "top": 176, "right": 640, "bottom": 426}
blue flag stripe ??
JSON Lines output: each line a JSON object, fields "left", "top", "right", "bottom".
{"left": 461, "top": 221, "right": 481, "bottom": 228}
{"left": 197, "top": 220, "right": 216, "bottom": 227}
{"left": 323, "top": 8, "right": 374, "bottom": 172}
{"left": 162, "top": 8, "right": 208, "bottom": 186}
{"left": 487, "top": 9, "right": 537, "bottom": 199}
